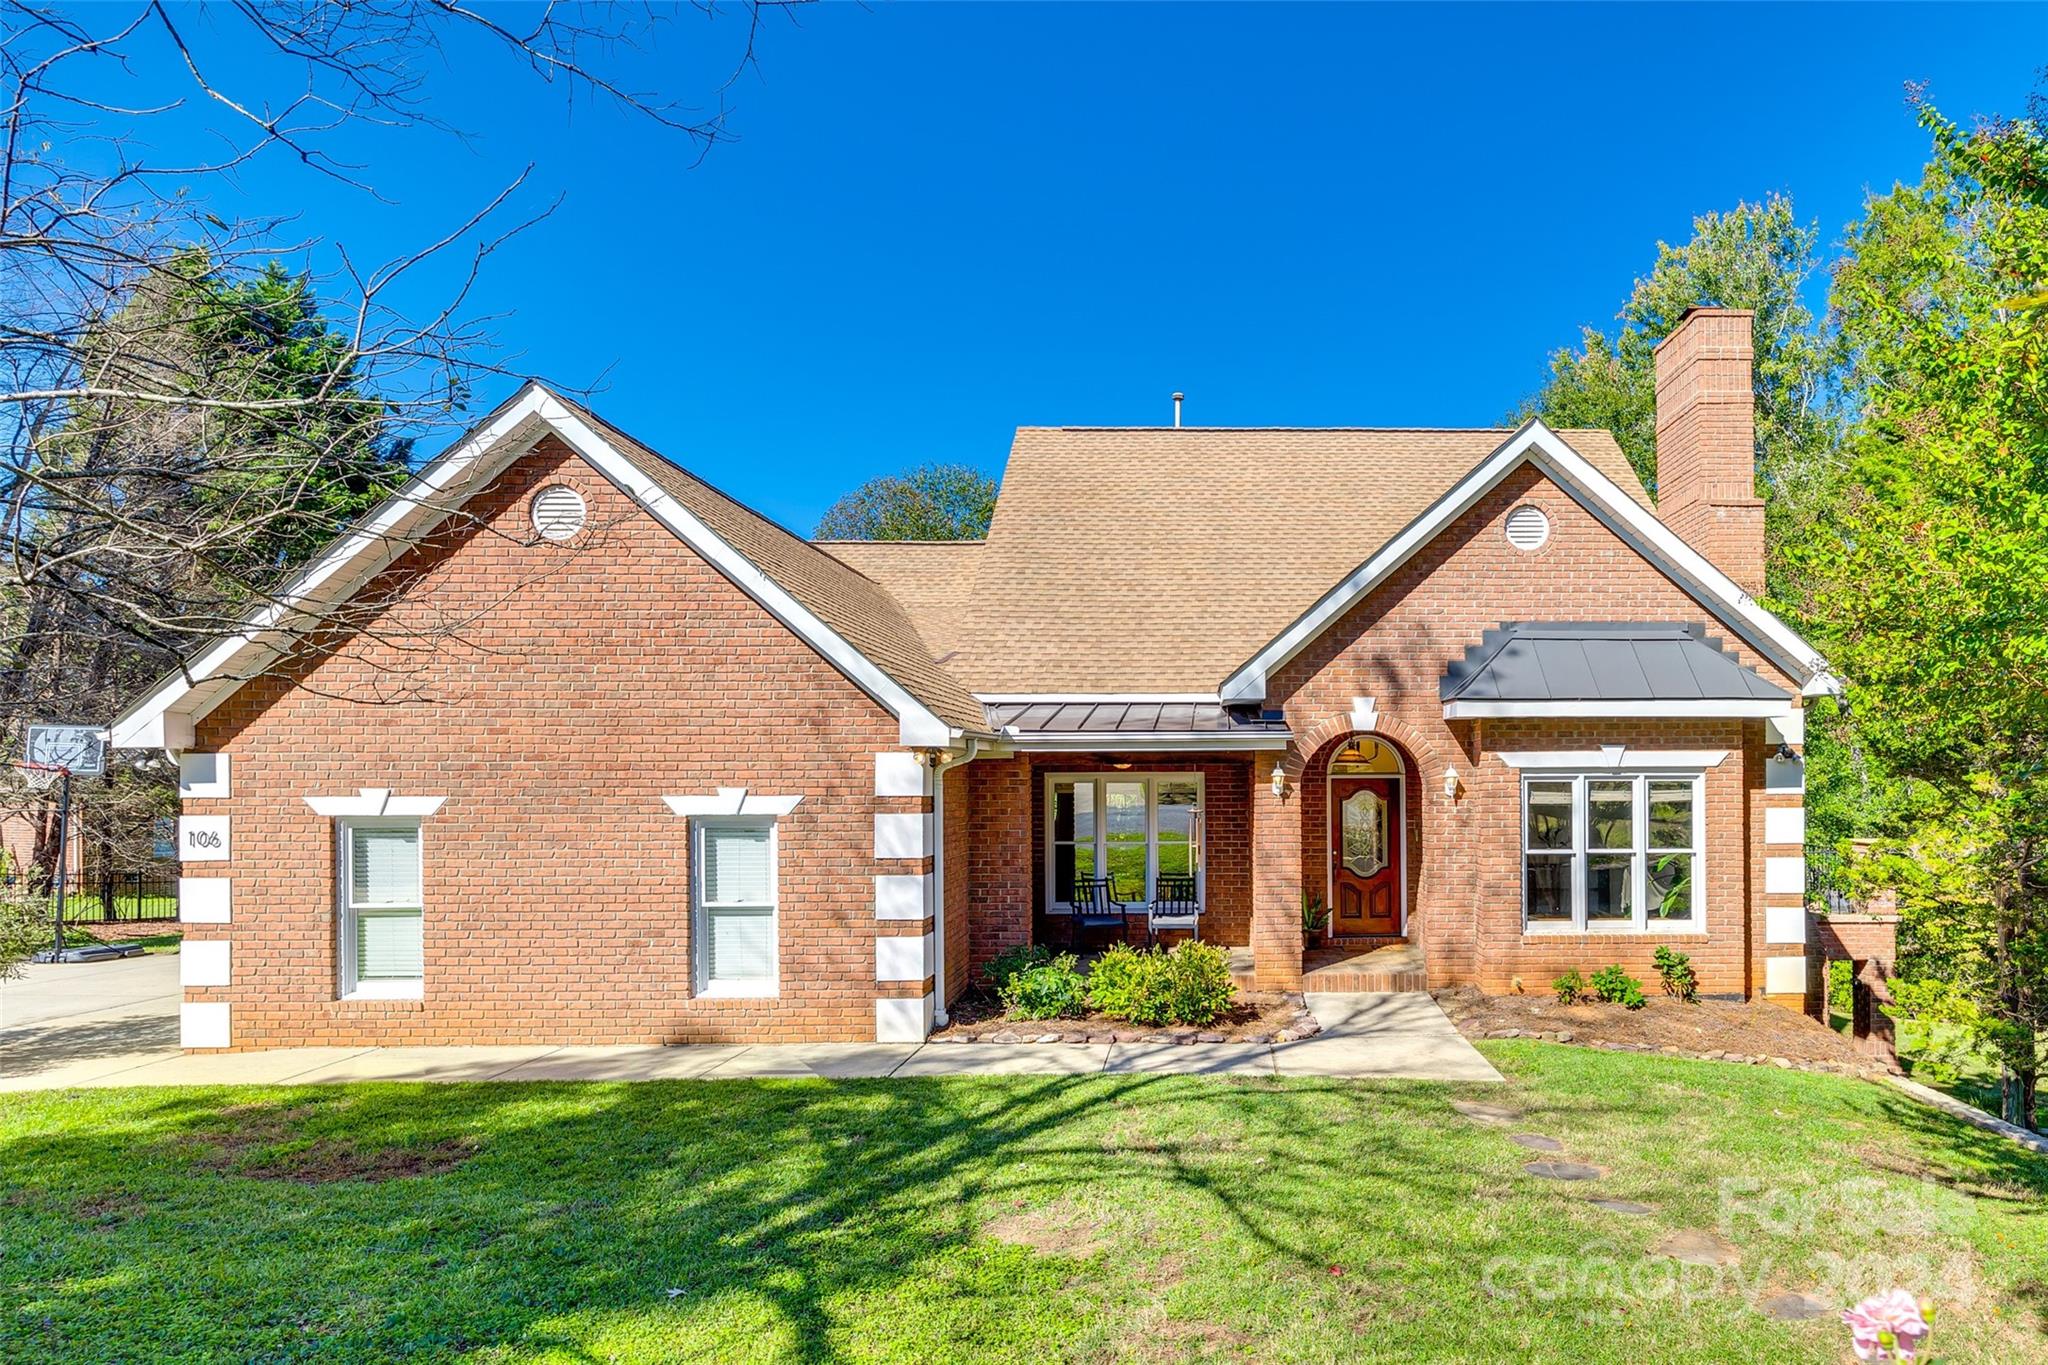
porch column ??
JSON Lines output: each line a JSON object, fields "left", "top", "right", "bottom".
{"left": 1250, "top": 750, "right": 1304, "bottom": 990}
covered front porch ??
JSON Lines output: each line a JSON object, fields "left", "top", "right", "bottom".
{"left": 965, "top": 699, "right": 1430, "bottom": 995}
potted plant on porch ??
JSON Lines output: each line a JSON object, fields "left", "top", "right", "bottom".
{"left": 1300, "top": 892, "right": 1328, "bottom": 950}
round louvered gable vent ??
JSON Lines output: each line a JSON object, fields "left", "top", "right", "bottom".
{"left": 1504, "top": 504, "right": 1550, "bottom": 551}
{"left": 532, "top": 485, "right": 587, "bottom": 541}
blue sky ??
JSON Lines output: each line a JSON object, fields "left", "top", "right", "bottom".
{"left": 67, "top": 3, "right": 2034, "bottom": 533}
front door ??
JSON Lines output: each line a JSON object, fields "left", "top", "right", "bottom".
{"left": 1329, "top": 777, "right": 1401, "bottom": 936}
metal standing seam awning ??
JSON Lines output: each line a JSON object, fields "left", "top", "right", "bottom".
{"left": 983, "top": 700, "right": 1292, "bottom": 751}
{"left": 1439, "top": 622, "right": 1793, "bottom": 719}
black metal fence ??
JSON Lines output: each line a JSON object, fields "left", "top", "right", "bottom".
{"left": 61, "top": 869, "right": 180, "bottom": 923}
{"left": 1805, "top": 845, "right": 1857, "bottom": 914}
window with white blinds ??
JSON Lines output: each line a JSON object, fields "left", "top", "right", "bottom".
{"left": 341, "top": 819, "right": 424, "bottom": 995}
{"left": 693, "top": 819, "right": 778, "bottom": 996}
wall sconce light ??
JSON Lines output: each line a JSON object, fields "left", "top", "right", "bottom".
{"left": 1270, "top": 765, "right": 1288, "bottom": 800}
{"left": 1773, "top": 743, "right": 1798, "bottom": 764}
{"left": 1442, "top": 766, "right": 1462, "bottom": 801}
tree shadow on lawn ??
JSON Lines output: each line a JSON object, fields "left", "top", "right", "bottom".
{"left": 3, "top": 1076, "right": 1526, "bottom": 1362}
{"left": 16, "top": 1069, "right": 2040, "bottom": 1362}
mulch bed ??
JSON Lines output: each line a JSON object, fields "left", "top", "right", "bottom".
{"left": 930, "top": 990, "right": 1313, "bottom": 1044}
{"left": 1433, "top": 984, "right": 1900, "bottom": 1079}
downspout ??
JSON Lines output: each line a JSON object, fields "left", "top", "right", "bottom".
{"left": 928, "top": 737, "right": 982, "bottom": 1027}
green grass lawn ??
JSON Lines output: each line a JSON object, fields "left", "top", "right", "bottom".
{"left": 4, "top": 1046, "right": 2046, "bottom": 1362}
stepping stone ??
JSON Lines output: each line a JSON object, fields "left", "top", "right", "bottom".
{"left": 1451, "top": 1100, "right": 1521, "bottom": 1125}
{"left": 1653, "top": 1230, "right": 1741, "bottom": 1267}
{"left": 1586, "top": 1198, "right": 1655, "bottom": 1216}
{"left": 1757, "top": 1291, "right": 1830, "bottom": 1321}
{"left": 1524, "top": 1160, "right": 1602, "bottom": 1182}
{"left": 1509, "top": 1133, "right": 1564, "bottom": 1153}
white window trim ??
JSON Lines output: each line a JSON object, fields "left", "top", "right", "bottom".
{"left": 1521, "top": 772, "right": 1705, "bottom": 936}
{"left": 337, "top": 816, "right": 426, "bottom": 1000}
{"left": 1042, "top": 771, "right": 1205, "bottom": 914}
{"left": 664, "top": 788, "right": 803, "bottom": 818}
{"left": 691, "top": 815, "right": 781, "bottom": 999}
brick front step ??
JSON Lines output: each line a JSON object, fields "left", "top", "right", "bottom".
{"left": 1226, "top": 942, "right": 1430, "bottom": 993}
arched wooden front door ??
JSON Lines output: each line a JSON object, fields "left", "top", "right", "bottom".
{"left": 1329, "top": 776, "right": 1402, "bottom": 936}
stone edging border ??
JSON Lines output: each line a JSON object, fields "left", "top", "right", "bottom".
{"left": 1886, "top": 1075, "right": 2048, "bottom": 1156}
{"left": 927, "top": 996, "right": 1323, "bottom": 1047}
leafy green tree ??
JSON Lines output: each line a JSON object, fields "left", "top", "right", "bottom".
{"left": 1511, "top": 194, "right": 1841, "bottom": 594}
{"left": 1790, "top": 94, "right": 2048, "bottom": 1128}
{"left": 814, "top": 464, "right": 998, "bottom": 541}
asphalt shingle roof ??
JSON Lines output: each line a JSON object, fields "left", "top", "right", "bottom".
{"left": 931, "top": 426, "right": 1652, "bottom": 694}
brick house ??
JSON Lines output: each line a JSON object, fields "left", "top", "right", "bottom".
{"left": 111, "top": 308, "right": 1836, "bottom": 1050}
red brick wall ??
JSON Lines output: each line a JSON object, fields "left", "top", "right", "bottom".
{"left": 183, "top": 437, "right": 909, "bottom": 1046}
{"left": 1653, "top": 308, "right": 1766, "bottom": 595}
{"left": 1261, "top": 460, "right": 1798, "bottom": 997}
{"left": 941, "top": 762, "right": 970, "bottom": 1006}
{"left": 964, "top": 755, "right": 1031, "bottom": 983}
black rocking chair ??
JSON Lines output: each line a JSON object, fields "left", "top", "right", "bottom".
{"left": 1067, "top": 874, "right": 1129, "bottom": 952}
{"left": 1144, "top": 874, "right": 1202, "bottom": 946}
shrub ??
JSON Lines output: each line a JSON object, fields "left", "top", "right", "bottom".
{"left": 1083, "top": 942, "right": 1148, "bottom": 1018}
{"left": 1652, "top": 946, "right": 1699, "bottom": 1003}
{"left": 1552, "top": 968, "right": 1590, "bottom": 1004}
{"left": 983, "top": 942, "right": 1051, "bottom": 996}
{"left": 1591, "top": 964, "right": 1646, "bottom": 1010}
{"left": 1086, "top": 940, "right": 1238, "bottom": 1026}
{"left": 1001, "top": 953, "right": 1088, "bottom": 1020}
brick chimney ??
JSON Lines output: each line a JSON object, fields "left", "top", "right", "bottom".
{"left": 1652, "top": 307, "right": 1765, "bottom": 596}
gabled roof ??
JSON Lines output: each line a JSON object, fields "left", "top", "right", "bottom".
{"left": 111, "top": 384, "right": 984, "bottom": 750}
{"left": 933, "top": 424, "right": 1653, "bottom": 694}
{"left": 1440, "top": 622, "right": 1789, "bottom": 718}
{"left": 1221, "top": 421, "right": 1837, "bottom": 703}
{"left": 814, "top": 540, "right": 983, "bottom": 663}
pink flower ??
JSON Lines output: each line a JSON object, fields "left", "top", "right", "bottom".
{"left": 1843, "top": 1290, "right": 1932, "bottom": 1361}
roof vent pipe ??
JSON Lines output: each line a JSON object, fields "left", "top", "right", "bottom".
{"left": 1172, "top": 392, "right": 1184, "bottom": 428}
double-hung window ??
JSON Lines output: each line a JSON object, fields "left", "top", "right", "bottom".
{"left": 340, "top": 818, "right": 424, "bottom": 998}
{"left": 692, "top": 818, "right": 778, "bottom": 997}
{"left": 1046, "top": 773, "right": 1204, "bottom": 910}
{"left": 1522, "top": 773, "right": 1701, "bottom": 932}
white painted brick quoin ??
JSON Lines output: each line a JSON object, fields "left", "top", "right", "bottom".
{"left": 876, "top": 933, "right": 934, "bottom": 983}
{"left": 875, "top": 994, "right": 933, "bottom": 1043}
{"left": 1763, "top": 956, "right": 1807, "bottom": 996}
{"left": 1764, "top": 856, "right": 1806, "bottom": 897}
{"left": 178, "top": 878, "right": 231, "bottom": 924}
{"left": 180, "top": 940, "right": 232, "bottom": 987}
{"left": 873, "top": 752, "right": 928, "bottom": 798}
{"left": 874, "top": 873, "right": 930, "bottom": 921}
{"left": 177, "top": 815, "right": 231, "bottom": 863}
{"left": 1765, "top": 904, "right": 1806, "bottom": 946}
{"left": 1763, "top": 807, "right": 1805, "bottom": 846}
{"left": 874, "top": 813, "right": 930, "bottom": 860}
{"left": 180, "top": 1001, "right": 231, "bottom": 1049}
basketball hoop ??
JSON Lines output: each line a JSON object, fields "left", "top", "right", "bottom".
{"left": 15, "top": 759, "right": 61, "bottom": 793}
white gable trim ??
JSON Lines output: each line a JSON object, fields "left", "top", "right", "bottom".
{"left": 1218, "top": 421, "right": 1838, "bottom": 704}
{"left": 110, "top": 385, "right": 956, "bottom": 753}
{"left": 110, "top": 394, "right": 550, "bottom": 750}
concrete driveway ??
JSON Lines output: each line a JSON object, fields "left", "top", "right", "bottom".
{"left": 2, "top": 954, "right": 182, "bottom": 1086}
{"left": 3, "top": 955, "right": 1501, "bottom": 1088}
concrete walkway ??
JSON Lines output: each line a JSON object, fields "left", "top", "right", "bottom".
{"left": 2, "top": 956, "right": 1501, "bottom": 1089}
